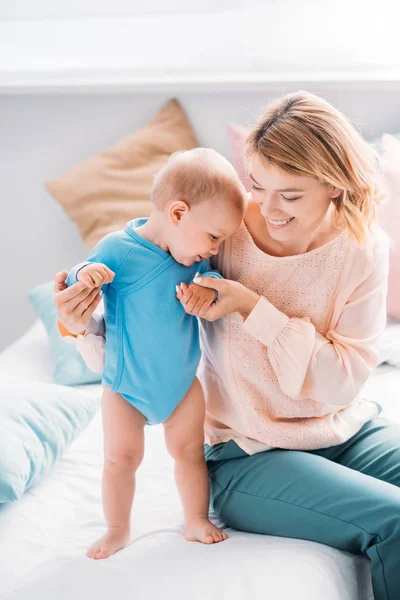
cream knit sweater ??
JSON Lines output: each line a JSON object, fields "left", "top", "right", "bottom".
{"left": 199, "top": 221, "right": 389, "bottom": 455}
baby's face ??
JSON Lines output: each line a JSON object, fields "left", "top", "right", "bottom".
{"left": 169, "top": 196, "right": 243, "bottom": 267}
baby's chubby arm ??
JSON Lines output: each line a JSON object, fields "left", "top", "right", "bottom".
{"left": 66, "top": 231, "right": 123, "bottom": 291}
{"left": 64, "top": 232, "right": 124, "bottom": 372}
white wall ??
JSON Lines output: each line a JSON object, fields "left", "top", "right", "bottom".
{"left": 0, "top": 0, "right": 238, "bottom": 19}
{"left": 1, "top": 83, "right": 399, "bottom": 351}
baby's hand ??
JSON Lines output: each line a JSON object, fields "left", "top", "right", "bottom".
{"left": 176, "top": 274, "right": 217, "bottom": 316}
{"left": 77, "top": 263, "right": 115, "bottom": 289}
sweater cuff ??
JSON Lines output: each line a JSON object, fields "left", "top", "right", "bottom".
{"left": 242, "top": 295, "right": 290, "bottom": 347}
{"left": 57, "top": 319, "right": 78, "bottom": 338}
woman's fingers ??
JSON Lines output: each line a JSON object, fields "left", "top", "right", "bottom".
{"left": 175, "top": 285, "right": 183, "bottom": 300}
{"left": 81, "top": 290, "right": 102, "bottom": 320}
{"left": 55, "top": 280, "right": 88, "bottom": 303}
{"left": 76, "top": 287, "right": 101, "bottom": 316}
{"left": 63, "top": 285, "right": 98, "bottom": 313}
{"left": 54, "top": 276, "right": 101, "bottom": 334}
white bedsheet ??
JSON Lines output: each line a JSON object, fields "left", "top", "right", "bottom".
{"left": 2, "top": 320, "right": 400, "bottom": 600}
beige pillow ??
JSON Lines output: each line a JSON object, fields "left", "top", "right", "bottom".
{"left": 45, "top": 99, "right": 199, "bottom": 249}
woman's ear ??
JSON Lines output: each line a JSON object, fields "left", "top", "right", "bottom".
{"left": 329, "top": 186, "right": 343, "bottom": 200}
{"left": 169, "top": 200, "right": 189, "bottom": 226}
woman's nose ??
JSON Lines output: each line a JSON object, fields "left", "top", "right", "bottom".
{"left": 258, "top": 194, "right": 278, "bottom": 217}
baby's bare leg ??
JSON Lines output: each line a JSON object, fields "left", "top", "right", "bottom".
{"left": 163, "top": 378, "right": 228, "bottom": 544}
{"left": 87, "top": 387, "right": 146, "bottom": 560}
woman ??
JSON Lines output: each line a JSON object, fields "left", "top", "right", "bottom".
{"left": 55, "top": 91, "right": 399, "bottom": 600}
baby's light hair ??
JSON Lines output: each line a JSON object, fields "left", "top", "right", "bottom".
{"left": 244, "top": 91, "right": 385, "bottom": 245}
{"left": 151, "top": 147, "right": 246, "bottom": 213}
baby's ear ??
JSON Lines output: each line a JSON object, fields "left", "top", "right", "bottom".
{"left": 169, "top": 200, "right": 189, "bottom": 225}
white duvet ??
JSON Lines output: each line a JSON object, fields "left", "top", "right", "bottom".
{"left": 2, "top": 320, "right": 400, "bottom": 600}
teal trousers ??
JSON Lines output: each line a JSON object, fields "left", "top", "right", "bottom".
{"left": 205, "top": 415, "right": 400, "bottom": 600}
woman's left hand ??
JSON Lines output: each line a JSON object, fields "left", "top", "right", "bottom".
{"left": 176, "top": 276, "right": 260, "bottom": 321}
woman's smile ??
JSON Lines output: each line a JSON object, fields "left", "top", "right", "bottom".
{"left": 266, "top": 216, "right": 295, "bottom": 229}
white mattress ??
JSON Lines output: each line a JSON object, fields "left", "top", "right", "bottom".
{"left": 3, "top": 321, "right": 400, "bottom": 600}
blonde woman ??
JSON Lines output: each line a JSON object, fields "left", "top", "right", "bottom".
{"left": 55, "top": 92, "right": 398, "bottom": 600}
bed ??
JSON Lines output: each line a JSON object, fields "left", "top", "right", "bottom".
{"left": 2, "top": 7, "right": 400, "bottom": 595}
{"left": 2, "top": 321, "right": 400, "bottom": 599}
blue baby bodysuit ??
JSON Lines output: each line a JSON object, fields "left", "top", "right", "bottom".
{"left": 67, "top": 218, "right": 222, "bottom": 424}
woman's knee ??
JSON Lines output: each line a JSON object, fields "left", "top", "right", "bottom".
{"left": 207, "top": 451, "right": 400, "bottom": 551}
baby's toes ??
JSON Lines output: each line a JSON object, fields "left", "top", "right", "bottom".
{"left": 86, "top": 545, "right": 98, "bottom": 559}
{"left": 205, "top": 534, "right": 215, "bottom": 544}
{"left": 215, "top": 529, "right": 228, "bottom": 543}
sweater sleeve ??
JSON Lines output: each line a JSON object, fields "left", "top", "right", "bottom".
{"left": 76, "top": 334, "right": 105, "bottom": 373}
{"left": 242, "top": 238, "right": 389, "bottom": 406}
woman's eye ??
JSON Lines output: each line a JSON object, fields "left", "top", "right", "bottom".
{"left": 251, "top": 184, "right": 263, "bottom": 192}
{"left": 210, "top": 235, "right": 219, "bottom": 241}
{"left": 282, "top": 195, "right": 300, "bottom": 202}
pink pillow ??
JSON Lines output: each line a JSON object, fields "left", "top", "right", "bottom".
{"left": 227, "top": 123, "right": 251, "bottom": 192}
{"left": 379, "top": 134, "right": 400, "bottom": 320}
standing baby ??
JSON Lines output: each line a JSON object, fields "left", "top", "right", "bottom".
{"left": 64, "top": 148, "right": 246, "bottom": 559}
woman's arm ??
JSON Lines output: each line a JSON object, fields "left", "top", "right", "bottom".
{"left": 54, "top": 270, "right": 103, "bottom": 335}
{"left": 177, "top": 277, "right": 260, "bottom": 320}
{"left": 241, "top": 242, "right": 389, "bottom": 406}
{"left": 178, "top": 239, "right": 389, "bottom": 407}
{"left": 76, "top": 334, "right": 105, "bottom": 373}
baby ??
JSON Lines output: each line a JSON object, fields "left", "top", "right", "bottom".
{"left": 66, "top": 148, "right": 245, "bottom": 560}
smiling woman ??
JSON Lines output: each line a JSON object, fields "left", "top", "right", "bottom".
{"left": 245, "top": 158, "right": 341, "bottom": 257}
{"left": 244, "top": 91, "right": 384, "bottom": 251}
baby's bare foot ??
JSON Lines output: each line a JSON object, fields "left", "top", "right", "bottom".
{"left": 185, "top": 518, "right": 228, "bottom": 544}
{"left": 86, "top": 527, "right": 131, "bottom": 560}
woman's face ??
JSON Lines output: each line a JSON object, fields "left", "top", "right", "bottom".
{"left": 249, "top": 154, "right": 341, "bottom": 245}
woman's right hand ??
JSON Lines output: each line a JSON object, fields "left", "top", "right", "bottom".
{"left": 54, "top": 270, "right": 103, "bottom": 335}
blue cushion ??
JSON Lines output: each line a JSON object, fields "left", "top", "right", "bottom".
{"left": 28, "top": 281, "right": 101, "bottom": 386}
{"left": 0, "top": 382, "right": 100, "bottom": 502}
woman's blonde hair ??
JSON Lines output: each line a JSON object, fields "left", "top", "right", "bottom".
{"left": 244, "top": 91, "right": 385, "bottom": 244}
